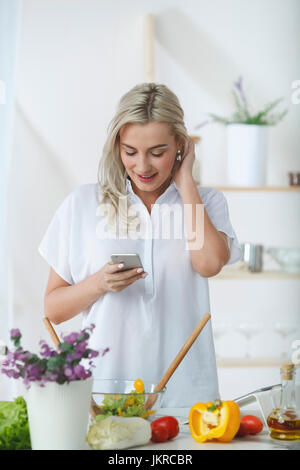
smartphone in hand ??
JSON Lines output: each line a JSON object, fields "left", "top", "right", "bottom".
{"left": 111, "top": 253, "right": 144, "bottom": 272}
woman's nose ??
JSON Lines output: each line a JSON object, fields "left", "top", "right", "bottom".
{"left": 134, "top": 154, "right": 152, "bottom": 172}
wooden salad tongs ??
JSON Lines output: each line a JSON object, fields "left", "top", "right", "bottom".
{"left": 144, "top": 313, "right": 211, "bottom": 411}
{"left": 43, "top": 317, "right": 100, "bottom": 418}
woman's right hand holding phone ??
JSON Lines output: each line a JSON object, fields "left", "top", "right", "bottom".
{"left": 44, "top": 262, "right": 148, "bottom": 325}
{"left": 96, "top": 262, "right": 148, "bottom": 293}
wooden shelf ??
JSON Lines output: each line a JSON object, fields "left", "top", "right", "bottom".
{"left": 216, "top": 358, "right": 283, "bottom": 367}
{"left": 211, "top": 269, "right": 300, "bottom": 280}
{"left": 213, "top": 186, "right": 300, "bottom": 192}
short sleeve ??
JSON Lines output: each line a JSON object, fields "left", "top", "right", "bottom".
{"left": 200, "top": 188, "right": 242, "bottom": 265}
{"left": 38, "top": 193, "right": 74, "bottom": 284}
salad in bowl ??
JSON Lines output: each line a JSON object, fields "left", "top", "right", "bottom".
{"left": 91, "top": 378, "right": 165, "bottom": 421}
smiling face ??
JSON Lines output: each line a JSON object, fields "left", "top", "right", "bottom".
{"left": 119, "top": 121, "right": 180, "bottom": 203}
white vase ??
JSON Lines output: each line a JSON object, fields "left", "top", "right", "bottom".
{"left": 227, "top": 124, "right": 269, "bottom": 186}
{"left": 25, "top": 377, "right": 93, "bottom": 450}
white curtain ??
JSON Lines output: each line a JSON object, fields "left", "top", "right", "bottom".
{"left": 0, "top": 0, "right": 22, "bottom": 399}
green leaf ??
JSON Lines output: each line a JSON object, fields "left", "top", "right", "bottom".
{"left": 265, "top": 109, "right": 288, "bottom": 125}
{"left": 231, "top": 89, "right": 250, "bottom": 120}
{"left": 252, "top": 97, "right": 284, "bottom": 123}
{"left": 58, "top": 342, "right": 73, "bottom": 354}
{"left": 12, "top": 338, "right": 21, "bottom": 348}
{"left": 208, "top": 113, "right": 231, "bottom": 125}
{"left": 207, "top": 399, "right": 222, "bottom": 412}
{"left": 0, "top": 397, "right": 31, "bottom": 450}
{"left": 47, "top": 355, "right": 64, "bottom": 371}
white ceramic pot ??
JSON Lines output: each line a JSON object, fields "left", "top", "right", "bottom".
{"left": 227, "top": 124, "right": 269, "bottom": 186}
{"left": 25, "top": 377, "right": 93, "bottom": 450}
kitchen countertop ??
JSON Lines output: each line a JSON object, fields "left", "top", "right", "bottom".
{"left": 130, "top": 408, "right": 300, "bottom": 451}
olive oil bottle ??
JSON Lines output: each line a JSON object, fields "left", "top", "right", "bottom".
{"left": 267, "top": 363, "right": 300, "bottom": 441}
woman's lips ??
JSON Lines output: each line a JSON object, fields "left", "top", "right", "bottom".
{"left": 136, "top": 173, "right": 158, "bottom": 183}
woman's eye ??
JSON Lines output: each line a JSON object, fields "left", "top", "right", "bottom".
{"left": 125, "top": 151, "right": 164, "bottom": 157}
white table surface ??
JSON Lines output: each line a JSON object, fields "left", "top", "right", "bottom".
{"left": 130, "top": 407, "right": 300, "bottom": 451}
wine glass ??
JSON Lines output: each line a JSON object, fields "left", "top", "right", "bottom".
{"left": 274, "top": 322, "right": 298, "bottom": 360}
{"left": 212, "top": 322, "right": 228, "bottom": 360}
{"left": 237, "top": 322, "right": 264, "bottom": 359}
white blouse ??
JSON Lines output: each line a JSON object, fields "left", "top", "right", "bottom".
{"left": 38, "top": 179, "right": 242, "bottom": 407}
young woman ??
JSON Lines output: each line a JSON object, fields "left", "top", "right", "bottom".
{"left": 39, "top": 83, "right": 241, "bottom": 407}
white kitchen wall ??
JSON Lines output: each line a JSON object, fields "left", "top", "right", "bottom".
{"left": 5, "top": 0, "right": 300, "bottom": 399}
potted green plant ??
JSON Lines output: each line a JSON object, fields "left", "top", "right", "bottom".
{"left": 1, "top": 325, "right": 109, "bottom": 450}
{"left": 196, "top": 77, "right": 287, "bottom": 186}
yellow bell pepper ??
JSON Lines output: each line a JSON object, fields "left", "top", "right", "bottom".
{"left": 134, "top": 378, "right": 145, "bottom": 393}
{"left": 140, "top": 410, "right": 156, "bottom": 419}
{"left": 124, "top": 397, "right": 135, "bottom": 409}
{"left": 189, "top": 399, "right": 241, "bottom": 443}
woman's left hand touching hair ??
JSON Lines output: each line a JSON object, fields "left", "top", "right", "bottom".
{"left": 173, "top": 137, "right": 195, "bottom": 189}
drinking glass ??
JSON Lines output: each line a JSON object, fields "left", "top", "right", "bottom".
{"left": 237, "top": 322, "right": 264, "bottom": 358}
{"left": 212, "top": 322, "right": 228, "bottom": 359}
{"left": 274, "top": 322, "right": 298, "bottom": 360}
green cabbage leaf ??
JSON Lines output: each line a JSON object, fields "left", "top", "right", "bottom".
{"left": 0, "top": 396, "right": 31, "bottom": 450}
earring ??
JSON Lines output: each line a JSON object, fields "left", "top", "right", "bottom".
{"left": 176, "top": 150, "right": 182, "bottom": 161}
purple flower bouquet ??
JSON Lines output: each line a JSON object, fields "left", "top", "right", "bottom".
{"left": 1, "top": 325, "right": 110, "bottom": 450}
{"left": 1, "top": 324, "right": 109, "bottom": 387}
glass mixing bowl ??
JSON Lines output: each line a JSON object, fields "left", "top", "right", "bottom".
{"left": 91, "top": 379, "right": 166, "bottom": 420}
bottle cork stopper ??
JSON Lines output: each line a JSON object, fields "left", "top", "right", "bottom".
{"left": 281, "top": 362, "right": 294, "bottom": 380}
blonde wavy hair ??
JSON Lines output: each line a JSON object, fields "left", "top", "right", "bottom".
{"left": 97, "top": 82, "right": 197, "bottom": 235}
